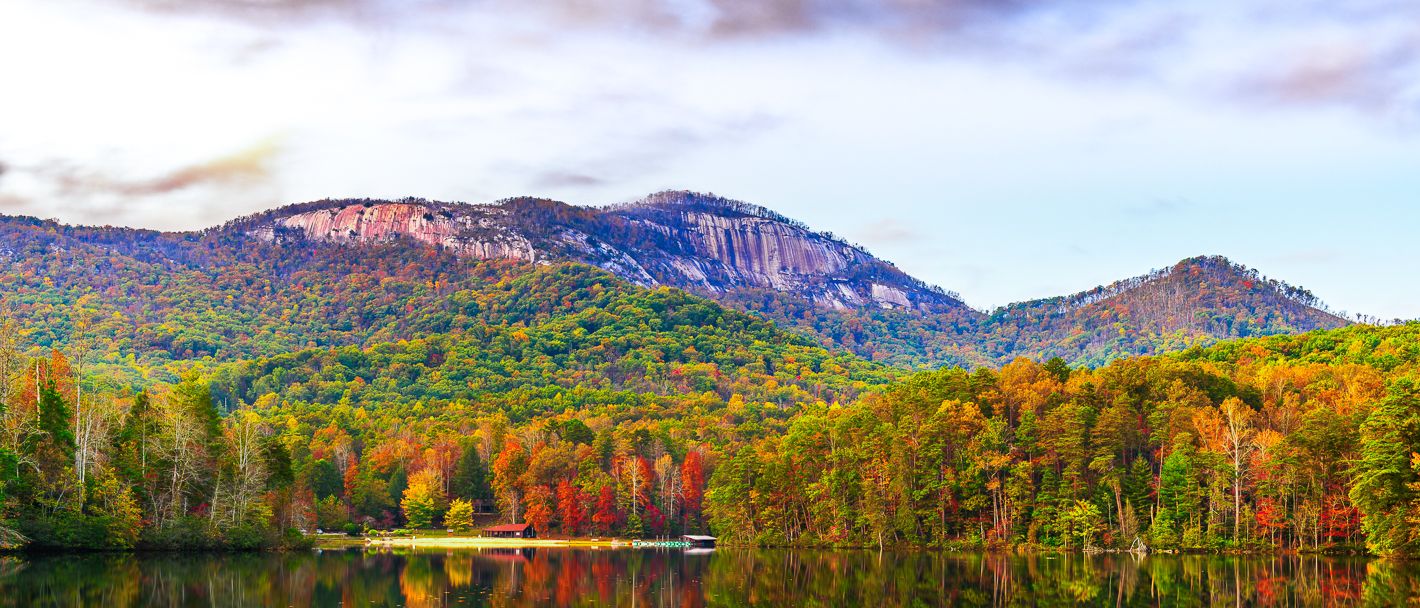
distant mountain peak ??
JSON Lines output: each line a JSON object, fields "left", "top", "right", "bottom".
{"left": 1119, "top": 255, "right": 1330, "bottom": 313}
{"left": 612, "top": 190, "right": 810, "bottom": 227}
{"left": 624, "top": 190, "right": 744, "bottom": 209}
{"left": 977, "top": 254, "right": 1348, "bottom": 365}
{"left": 1002, "top": 255, "right": 1331, "bottom": 316}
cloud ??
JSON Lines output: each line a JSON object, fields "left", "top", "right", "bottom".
{"left": 123, "top": 0, "right": 1072, "bottom": 36}
{"left": 124, "top": 0, "right": 396, "bottom": 23}
{"left": 39, "top": 139, "right": 280, "bottom": 198}
{"left": 509, "top": 111, "right": 783, "bottom": 195}
{"left": 1233, "top": 38, "right": 1420, "bottom": 114}
{"left": 109, "top": 0, "right": 1420, "bottom": 123}
{"left": 531, "top": 0, "right": 1070, "bottom": 39}
{"left": 0, "top": 138, "right": 284, "bottom": 228}
{"left": 533, "top": 171, "right": 606, "bottom": 189}
{"left": 856, "top": 218, "right": 926, "bottom": 244}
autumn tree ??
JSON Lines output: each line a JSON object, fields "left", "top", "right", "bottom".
{"left": 401, "top": 469, "right": 446, "bottom": 529}
{"left": 680, "top": 450, "right": 705, "bottom": 529}
{"left": 1060, "top": 500, "right": 1103, "bottom": 549}
{"left": 1220, "top": 398, "right": 1256, "bottom": 542}
{"left": 446, "top": 498, "right": 474, "bottom": 532}
{"left": 491, "top": 438, "right": 528, "bottom": 523}
{"left": 524, "top": 485, "right": 555, "bottom": 535}
{"left": 211, "top": 410, "right": 269, "bottom": 528}
{"left": 557, "top": 480, "right": 586, "bottom": 535}
{"left": 151, "top": 377, "right": 223, "bottom": 527}
{"left": 592, "top": 485, "right": 619, "bottom": 535}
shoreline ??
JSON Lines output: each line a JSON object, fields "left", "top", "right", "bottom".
{"left": 315, "top": 536, "right": 1370, "bottom": 558}
{"left": 323, "top": 535, "right": 632, "bottom": 550}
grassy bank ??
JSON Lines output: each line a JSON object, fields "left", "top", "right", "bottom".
{"left": 316, "top": 530, "right": 634, "bottom": 550}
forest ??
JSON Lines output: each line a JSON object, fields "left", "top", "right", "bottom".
{"left": 3, "top": 282, "right": 1420, "bottom": 556}
{"left": 0, "top": 256, "right": 885, "bottom": 549}
{"left": 705, "top": 323, "right": 1420, "bottom": 556}
{"left": 2, "top": 216, "right": 1419, "bottom": 556}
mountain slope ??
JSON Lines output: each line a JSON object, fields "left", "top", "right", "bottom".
{"left": 205, "top": 263, "right": 891, "bottom": 422}
{"left": 1, "top": 196, "right": 1352, "bottom": 370}
{"left": 0, "top": 213, "right": 890, "bottom": 413}
{"left": 230, "top": 192, "right": 969, "bottom": 314}
{"left": 977, "top": 256, "right": 1349, "bottom": 365}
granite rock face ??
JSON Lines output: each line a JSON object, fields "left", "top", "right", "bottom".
{"left": 257, "top": 202, "right": 537, "bottom": 262}
{"left": 244, "top": 191, "right": 965, "bottom": 312}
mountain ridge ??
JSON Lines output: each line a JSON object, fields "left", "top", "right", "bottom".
{"left": 215, "top": 192, "right": 968, "bottom": 315}
{"left": 976, "top": 255, "right": 1349, "bottom": 365}
{"left": 0, "top": 192, "right": 1353, "bottom": 366}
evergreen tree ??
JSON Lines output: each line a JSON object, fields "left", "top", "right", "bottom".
{"left": 37, "top": 380, "right": 75, "bottom": 459}
{"left": 1350, "top": 378, "right": 1420, "bottom": 557}
{"left": 450, "top": 442, "right": 492, "bottom": 502}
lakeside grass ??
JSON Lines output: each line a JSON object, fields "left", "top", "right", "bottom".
{"left": 315, "top": 530, "right": 636, "bottom": 550}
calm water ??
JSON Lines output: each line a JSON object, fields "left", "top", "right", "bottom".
{"left": 0, "top": 548, "right": 1413, "bottom": 607}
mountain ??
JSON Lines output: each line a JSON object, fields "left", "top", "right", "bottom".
{"left": 0, "top": 194, "right": 1349, "bottom": 370}
{"left": 0, "top": 193, "right": 1390, "bottom": 555}
{"left": 709, "top": 256, "right": 1350, "bottom": 368}
{"left": 0, "top": 212, "right": 901, "bottom": 551}
{"left": 0, "top": 213, "right": 889, "bottom": 414}
{"left": 975, "top": 256, "right": 1349, "bottom": 365}
{"left": 230, "top": 192, "right": 967, "bottom": 313}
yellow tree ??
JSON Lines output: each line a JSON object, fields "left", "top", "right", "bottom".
{"left": 402, "top": 468, "right": 446, "bottom": 529}
{"left": 445, "top": 498, "right": 474, "bottom": 532}
{"left": 213, "top": 410, "right": 268, "bottom": 528}
{"left": 1220, "top": 398, "right": 1256, "bottom": 541}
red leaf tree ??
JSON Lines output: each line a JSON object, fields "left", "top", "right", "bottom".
{"left": 680, "top": 450, "right": 705, "bottom": 526}
{"left": 592, "top": 485, "right": 619, "bottom": 535}
{"left": 557, "top": 480, "right": 586, "bottom": 535}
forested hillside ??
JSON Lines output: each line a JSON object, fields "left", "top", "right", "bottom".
{"left": 0, "top": 214, "right": 501, "bottom": 370}
{"left": 4, "top": 290, "right": 1419, "bottom": 555}
{"left": 978, "top": 256, "right": 1349, "bottom": 365}
{"left": 0, "top": 200, "right": 1351, "bottom": 370}
{"left": 729, "top": 257, "right": 1349, "bottom": 368}
{"left": 707, "top": 323, "right": 1420, "bottom": 556}
{"left": 0, "top": 245, "right": 890, "bottom": 548}
{"left": 0, "top": 202, "right": 1406, "bottom": 557}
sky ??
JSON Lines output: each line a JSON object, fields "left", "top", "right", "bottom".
{"left": 0, "top": 0, "right": 1416, "bottom": 319}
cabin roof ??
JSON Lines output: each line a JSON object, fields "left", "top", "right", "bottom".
{"left": 682, "top": 535, "right": 716, "bottom": 541}
{"left": 485, "top": 523, "right": 532, "bottom": 532}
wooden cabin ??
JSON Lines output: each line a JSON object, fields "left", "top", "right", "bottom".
{"left": 484, "top": 523, "right": 535, "bottom": 538}
{"left": 682, "top": 534, "right": 716, "bottom": 548}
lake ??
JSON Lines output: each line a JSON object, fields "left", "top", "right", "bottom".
{"left": 0, "top": 548, "right": 1411, "bottom": 606}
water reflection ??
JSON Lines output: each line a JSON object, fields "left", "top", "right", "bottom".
{"left": 0, "top": 548, "right": 1412, "bottom": 607}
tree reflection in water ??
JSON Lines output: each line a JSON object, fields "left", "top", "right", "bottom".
{"left": 0, "top": 549, "right": 1409, "bottom": 607}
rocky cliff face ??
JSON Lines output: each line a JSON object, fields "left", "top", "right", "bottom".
{"left": 240, "top": 192, "right": 967, "bottom": 313}
{"left": 604, "top": 192, "right": 959, "bottom": 311}
{"left": 254, "top": 202, "right": 537, "bottom": 262}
